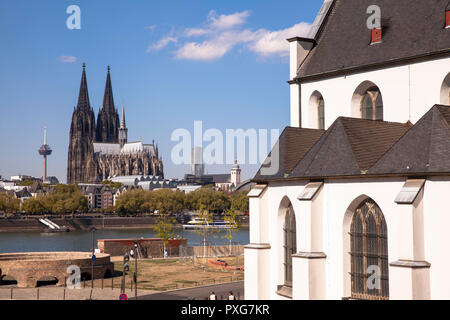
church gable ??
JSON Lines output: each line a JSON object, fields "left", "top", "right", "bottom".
{"left": 254, "top": 127, "right": 324, "bottom": 180}
{"left": 297, "top": 0, "right": 450, "bottom": 80}
{"left": 368, "top": 105, "right": 450, "bottom": 175}
{"left": 288, "top": 117, "right": 411, "bottom": 178}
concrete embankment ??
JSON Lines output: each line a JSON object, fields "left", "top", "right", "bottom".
{"left": 0, "top": 216, "right": 157, "bottom": 233}
{"left": 0, "top": 216, "right": 249, "bottom": 233}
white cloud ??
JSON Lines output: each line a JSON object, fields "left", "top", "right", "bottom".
{"left": 145, "top": 25, "right": 157, "bottom": 31}
{"left": 248, "top": 22, "right": 311, "bottom": 57}
{"left": 175, "top": 30, "right": 255, "bottom": 61}
{"left": 147, "top": 36, "right": 178, "bottom": 53}
{"left": 184, "top": 27, "right": 211, "bottom": 37}
{"left": 59, "top": 55, "right": 77, "bottom": 63}
{"left": 148, "top": 10, "right": 311, "bottom": 62}
{"left": 207, "top": 10, "right": 250, "bottom": 30}
{"left": 175, "top": 42, "right": 229, "bottom": 61}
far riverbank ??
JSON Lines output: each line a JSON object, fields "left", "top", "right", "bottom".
{"left": 0, "top": 215, "right": 249, "bottom": 233}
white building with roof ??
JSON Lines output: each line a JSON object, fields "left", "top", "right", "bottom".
{"left": 245, "top": 0, "right": 450, "bottom": 300}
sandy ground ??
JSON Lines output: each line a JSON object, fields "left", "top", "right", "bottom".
{"left": 0, "top": 256, "right": 244, "bottom": 300}
{"left": 110, "top": 256, "right": 244, "bottom": 291}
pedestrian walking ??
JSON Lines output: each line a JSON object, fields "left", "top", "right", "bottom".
{"left": 228, "top": 291, "right": 235, "bottom": 300}
{"left": 209, "top": 291, "right": 216, "bottom": 300}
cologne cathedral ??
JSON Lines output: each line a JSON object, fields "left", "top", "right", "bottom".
{"left": 67, "top": 64, "right": 164, "bottom": 184}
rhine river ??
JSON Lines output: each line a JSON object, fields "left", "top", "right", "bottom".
{"left": 0, "top": 228, "right": 250, "bottom": 253}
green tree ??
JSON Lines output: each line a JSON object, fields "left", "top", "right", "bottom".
{"left": 17, "top": 180, "right": 37, "bottom": 187}
{"left": 230, "top": 191, "right": 249, "bottom": 213}
{"left": 193, "top": 208, "right": 218, "bottom": 259}
{"left": 0, "top": 193, "right": 21, "bottom": 214}
{"left": 153, "top": 214, "right": 177, "bottom": 258}
{"left": 223, "top": 208, "right": 242, "bottom": 255}
{"left": 22, "top": 197, "right": 46, "bottom": 214}
{"left": 115, "top": 189, "right": 148, "bottom": 216}
{"left": 21, "top": 184, "right": 88, "bottom": 214}
{"left": 101, "top": 180, "right": 124, "bottom": 189}
{"left": 187, "top": 188, "right": 230, "bottom": 213}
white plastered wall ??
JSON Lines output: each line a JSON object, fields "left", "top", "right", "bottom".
{"left": 293, "top": 57, "right": 450, "bottom": 129}
{"left": 248, "top": 177, "right": 450, "bottom": 300}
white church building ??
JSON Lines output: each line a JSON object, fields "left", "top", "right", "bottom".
{"left": 245, "top": 0, "right": 450, "bottom": 300}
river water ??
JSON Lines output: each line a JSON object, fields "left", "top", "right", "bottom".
{"left": 0, "top": 228, "right": 249, "bottom": 253}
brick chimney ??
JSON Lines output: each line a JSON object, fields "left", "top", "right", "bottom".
{"left": 371, "top": 28, "right": 382, "bottom": 44}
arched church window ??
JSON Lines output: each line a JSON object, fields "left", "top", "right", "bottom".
{"left": 361, "top": 87, "right": 383, "bottom": 121}
{"left": 283, "top": 207, "right": 296, "bottom": 286}
{"left": 318, "top": 97, "right": 325, "bottom": 130}
{"left": 309, "top": 91, "right": 325, "bottom": 129}
{"left": 350, "top": 199, "right": 389, "bottom": 300}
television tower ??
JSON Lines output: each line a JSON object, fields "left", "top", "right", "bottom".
{"left": 38, "top": 126, "right": 52, "bottom": 182}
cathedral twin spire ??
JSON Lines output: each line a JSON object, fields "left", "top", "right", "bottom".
{"left": 76, "top": 63, "right": 92, "bottom": 112}
{"left": 95, "top": 65, "right": 121, "bottom": 143}
{"left": 68, "top": 64, "right": 161, "bottom": 184}
{"left": 73, "top": 63, "right": 127, "bottom": 143}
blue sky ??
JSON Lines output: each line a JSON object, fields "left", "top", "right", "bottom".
{"left": 0, "top": 0, "right": 323, "bottom": 183}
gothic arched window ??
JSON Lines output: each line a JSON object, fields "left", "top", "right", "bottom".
{"left": 361, "top": 87, "right": 383, "bottom": 121}
{"left": 283, "top": 207, "right": 296, "bottom": 286}
{"left": 350, "top": 199, "right": 389, "bottom": 300}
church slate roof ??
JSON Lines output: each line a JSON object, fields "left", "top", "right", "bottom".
{"left": 93, "top": 141, "right": 157, "bottom": 156}
{"left": 288, "top": 118, "right": 412, "bottom": 178}
{"left": 252, "top": 118, "right": 413, "bottom": 182}
{"left": 254, "top": 127, "right": 325, "bottom": 180}
{"left": 368, "top": 105, "right": 450, "bottom": 175}
{"left": 297, "top": 0, "right": 450, "bottom": 80}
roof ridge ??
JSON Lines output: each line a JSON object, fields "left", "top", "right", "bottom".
{"left": 338, "top": 118, "right": 365, "bottom": 172}
{"left": 338, "top": 116, "right": 411, "bottom": 127}
{"left": 365, "top": 121, "right": 415, "bottom": 171}
{"left": 313, "top": 0, "right": 338, "bottom": 43}
{"left": 283, "top": 128, "right": 325, "bottom": 176}
{"left": 291, "top": 120, "right": 343, "bottom": 176}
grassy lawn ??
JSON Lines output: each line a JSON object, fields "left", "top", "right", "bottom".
{"left": 91, "top": 256, "right": 244, "bottom": 292}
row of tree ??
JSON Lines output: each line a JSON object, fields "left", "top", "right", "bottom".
{"left": 0, "top": 193, "right": 21, "bottom": 214}
{"left": 115, "top": 187, "right": 249, "bottom": 216}
{"left": 21, "top": 185, "right": 88, "bottom": 214}
{"left": 1, "top": 185, "right": 248, "bottom": 216}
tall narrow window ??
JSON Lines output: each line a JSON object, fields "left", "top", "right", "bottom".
{"left": 309, "top": 91, "right": 325, "bottom": 129}
{"left": 350, "top": 199, "right": 389, "bottom": 300}
{"left": 283, "top": 207, "right": 296, "bottom": 286}
{"left": 441, "top": 73, "right": 450, "bottom": 105}
{"left": 361, "top": 87, "right": 383, "bottom": 121}
{"left": 318, "top": 97, "right": 325, "bottom": 130}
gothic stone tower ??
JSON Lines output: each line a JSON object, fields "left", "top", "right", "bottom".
{"left": 67, "top": 63, "right": 97, "bottom": 184}
{"left": 96, "top": 66, "right": 120, "bottom": 143}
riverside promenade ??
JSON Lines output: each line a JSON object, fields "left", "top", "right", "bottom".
{"left": 0, "top": 282, "right": 244, "bottom": 300}
{"left": 0, "top": 287, "right": 156, "bottom": 300}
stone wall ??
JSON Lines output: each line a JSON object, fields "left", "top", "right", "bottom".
{"left": 0, "top": 252, "right": 114, "bottom": 288}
